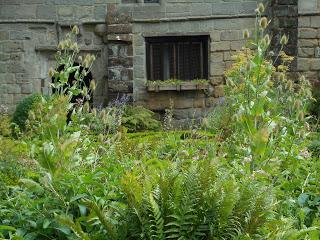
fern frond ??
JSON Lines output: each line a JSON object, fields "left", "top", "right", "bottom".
{"left": 83, "top": 199, "right": 118, "bottom": 240}
{"left": 56, "top": 215, "right": 91, "bottom": 240}
{"left": 148, "top": 192, "right": 165, "bottom": 240}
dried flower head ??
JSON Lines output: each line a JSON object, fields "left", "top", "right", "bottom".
{"left": 243, "top": 29, "right": 250, "bottom": 39}
{"left": 48, "top": 67, "right": 55, "bottom": 78}
{"left": 258, "top": 3, "right": 265, "bottom": 13}
{"left": 57, "top": 41, "right": 65, "bottom": 50}
{"left": 83, "top": 102, "right": 90, "bottom": 113}
{"left": 82, "top": 86, "right": 88, "bottom": 96}
{"left": 90, "top": 80, "right": 96, "bottom": 91}
{"left": 280, "top": 34, "right": 288, "bottom": 45}
{"left": 92, "top": 108, "right": 97, "bottom": 117}
{"left": 72, "top": 25, "right": 80, "bottom": 35}
{"left": 259, "top": 17, "right": 268, "bottom": 29}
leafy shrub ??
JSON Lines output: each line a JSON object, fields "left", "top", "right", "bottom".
{"left": 122, "top": 105, "right": 161, "bottom": 132}
{"left": 11, "top": 93, "right": 43, "bottom": 131}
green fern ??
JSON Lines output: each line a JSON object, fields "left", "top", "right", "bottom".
{"left": 56, "top": 215, "right": 91, "bottom": 240}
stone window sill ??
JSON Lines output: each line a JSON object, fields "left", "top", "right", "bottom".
{"left": 146, "top": 82, "right": 209, "bottom": 92}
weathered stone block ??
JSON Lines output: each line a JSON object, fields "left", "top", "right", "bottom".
{"left": 36, "top": 5, "right": 56, "bottom": 19}
{"left": 58, "top": 6, "right": 74, "bottom": 19}
{"left": 310, "top": 59, "right": 320, "bottom": 70}
{"left": 213, "top": 85, "right": 224, "bottom": 98}
{"left": 0, "top": 65, "right": 6, "bottom": 73}
{"left": 172, "top": 96, "right": 194, "bottom": 109}
{"left": 76, "top": 6, "right": 93, "bottom": 20}
{"left": 209, "top": 76, "right": 224, "bottom": 86}
{"left": 193, "top": 97, "right": 205, "bottom": 108}
{"left": 311, "top": 16, "right": 320, "bottom": 28}
{"left": 298, "top": 17, "right": 310, "bottom": 27}
{"left": 230, "top": 40, "right": 246, "bottom": 50}
{"left": 0, "top": 53, "right": 10, "bottom": 61}
{"left": 210, "top": 52, "right": 223, "bottom": 63}
{"left": 211, "top": 41, "right": 230, "bottom": 52}
{"left": 2, "top": 41, "right": 23, "bottom": 53}
{"left": 21, "top": 83, "right": 33, "bottom": 94}
{"left": 108, "top": 24, "right": 132, "bottom": 34}
{"left": 210, "top": 62, "right": 225, "bottom": 76}
{"left": 297, "top": 58, "right": 311, "bottom": 71}
{"left": 0, "top": 31, "right": 9, "bottom": 41}
{"left": 298, "top": 39, "right": 318, "bottom": 48}
{"left": 298, "top": 48, "right": 314, "bottom": 57}
{"left": 94, "top": 5, "right": 106, "bottom": 20}
{"left": 220, "top": 30, "right": 240, "bottom": 41}
{"left": 191, "top": 3, "right": 212, "bottom": 16}
{"left": 9, "top": 31, "right": 32, "bottom": 40}
{"left": 299, "top": 28, "right": 317, "bottom": 39}
{"left": 7, "top": 84, "right": 21, "bottom": 94}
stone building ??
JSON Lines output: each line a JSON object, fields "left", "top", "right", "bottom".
{"left": 0, "top": 0, "right": 318, "bottom": 124}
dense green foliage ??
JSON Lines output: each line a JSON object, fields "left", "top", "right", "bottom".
{"left": 11, "top": 93, "right": 43, "bottom": 131}
{"left": 1, "top": 6, "right": 320, "bottom": 240}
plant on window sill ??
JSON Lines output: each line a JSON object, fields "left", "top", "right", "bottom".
{"left": 146, "top": 79, "right": 209, "bottom": 92}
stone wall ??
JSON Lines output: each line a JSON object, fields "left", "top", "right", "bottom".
{"left": 297, "top": 0, "right": 320, "bottom": 86}
{"left": 117, "top": 0, "right": 259, "bottom": 126}
{"left": 1, "top": 0, "right": 316, "bottom": 125}
{"left": 0, "top": 0, "right": 111, "bottom": 111}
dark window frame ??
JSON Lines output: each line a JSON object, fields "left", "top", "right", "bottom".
{"left": 146, "top": 35, "right": 209, "bottom": 81}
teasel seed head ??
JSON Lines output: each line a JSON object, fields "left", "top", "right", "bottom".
{"left": 280, "top": 34, "right": 288, "bottom": 45}
{"left": 258, "top": 3, "right": 265, "bottom": 14}
{"left": 48, "top": 67, "right": 55, "bottom": 78}
{"left": 83, "top": 86, "right": 88, "bottom": 97}
{"left": 92, "top": 108, "right": 97, "bottom": 117}
{"left": 90, "top": 80, "right": 96, "bottom": 91}
{"left": 72, "top": 25, "right": 80, "bottom": 35}
{"left": 243, "top": 29, "right": 250, "bottom": 39}
{"left": 83, "top": 102, "right": 90, "bottom": 113}
{"left": 259, "top": 17, "right": 268, "bottom": 29}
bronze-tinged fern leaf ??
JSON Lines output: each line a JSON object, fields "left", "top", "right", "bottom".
{"left": 56, "top": 215, "right": 91, "bottom": 240}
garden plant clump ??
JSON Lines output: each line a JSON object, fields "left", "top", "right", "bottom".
{"left": 1, "top": 4, "right": 320, "bottom": 240}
